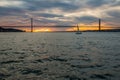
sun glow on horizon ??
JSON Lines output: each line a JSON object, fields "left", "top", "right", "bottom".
{"left": 18, "top": 25, "right": 115, "bottom": 32}
{"left": 34, "top": 28, "right": 52, "bottom": 32}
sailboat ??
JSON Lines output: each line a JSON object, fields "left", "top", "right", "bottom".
{"left": 76, "top": 24, "right": 82, "bottom": 34}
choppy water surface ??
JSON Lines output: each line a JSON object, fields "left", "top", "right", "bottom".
{"left": 0, "top": 32, "right": 120, "bottom": 80}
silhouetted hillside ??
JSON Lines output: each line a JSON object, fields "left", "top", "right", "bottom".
{"left": 0, "top": 27, "right": 25, "bottom": 32}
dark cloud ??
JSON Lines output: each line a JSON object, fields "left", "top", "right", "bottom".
{"left": 105, "top": 10, "right": 120, "bottom": 25}
{"left": 0, "top": 7, "right": 29, "bottom": 19}
{"left": 75, "top": 16, "right": 98, "bottom": 23}
{"left": 0, "top": 7, "right": 24, "bottom": 16}
{"left": 22, "top": 0, "right": 80, "bottom": 11}
{"left": 108, "top": 0, "right": 120, "bottom": 7}
{"left": 107, "top": 10, "right": 120, "bottom": 18}
{"left": 86, "top": 0, "right": 114, "bottom": 7}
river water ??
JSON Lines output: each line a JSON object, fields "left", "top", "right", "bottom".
{"left": 0, "top": 32, "right": 120, "bottom": 80}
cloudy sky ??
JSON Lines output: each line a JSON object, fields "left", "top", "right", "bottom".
{"left": 0, "top": 0, "right": 120, "bottom": 31}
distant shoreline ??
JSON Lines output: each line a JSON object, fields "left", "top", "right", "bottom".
{"left": 0, "top": 27, "right": 25, "bottom": 32}
{"left": 0, "top": 27, "right": 120, "bottom": 32}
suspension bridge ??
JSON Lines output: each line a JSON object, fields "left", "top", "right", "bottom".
{"left": 0, "top": 18, "right": 120, "bottom": 32}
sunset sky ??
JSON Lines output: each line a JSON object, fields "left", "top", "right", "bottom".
{"left": 0, "top": 0, "right": 120, "bottom": 32}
